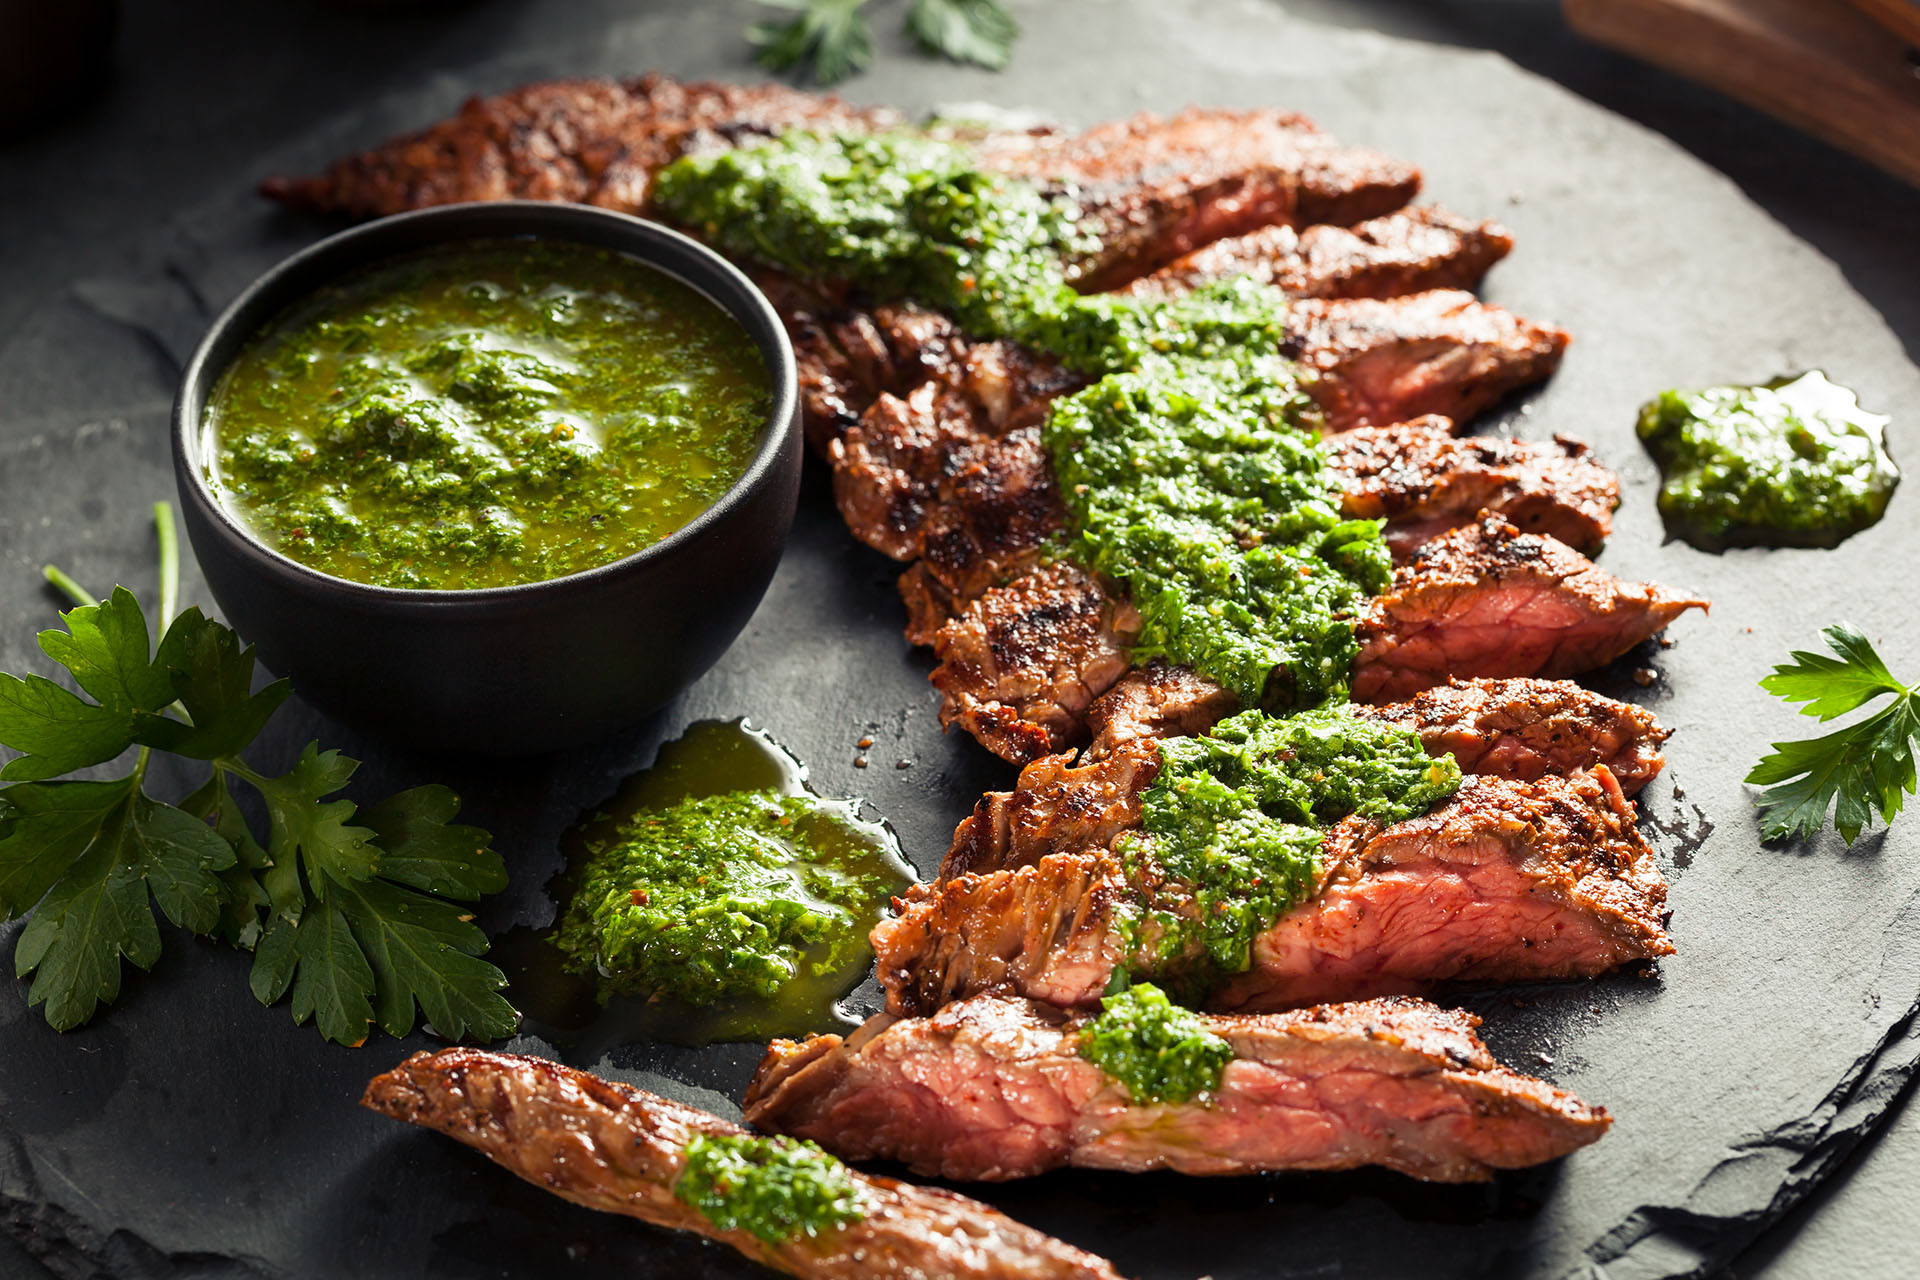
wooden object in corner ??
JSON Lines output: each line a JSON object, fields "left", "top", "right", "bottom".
{"left": 1563, "top": 0, "right": 1920, "bottom": 187}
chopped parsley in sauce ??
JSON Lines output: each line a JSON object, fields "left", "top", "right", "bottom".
{"left": 1118, "top": 706, "right": 1461, "bottom": 983}
{"left": 674, "top": 1134, "right": 866, "bottom": 1245}
{"left": 1636, "top": 371, "right": 1898, "bottom": 551}
{"left": 205, "top": 239, "right": 771, "bottom": 590}
{"left": 1078, "top": 980, "right": 1235, "bottom": 1104}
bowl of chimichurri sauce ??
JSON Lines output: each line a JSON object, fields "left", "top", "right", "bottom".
{"left": 172, "top": 202, "right": 800, "bottom": 753}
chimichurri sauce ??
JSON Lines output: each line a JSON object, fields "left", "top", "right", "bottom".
{"left": 204, "top": 239, "right": 771, "bottom": 590}
{"left": 675, "top": 1134, "right": 866, "bottom": 1245}
{"left": 1078, "top": 980, "right": 1234, "bottom": 1105}
{"left": 501, "top": 720, "right": 911, "bottom": 1052}
{"left": 1636, "top": 371, "right": 1898, "bottom": 551}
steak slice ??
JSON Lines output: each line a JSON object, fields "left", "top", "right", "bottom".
{"left": 1083, "top": 661, "right": 1244, "bottom": 760}
{"left": 1127, "top": 208, "right": 1513, "bottom": 302}
{"left": 1354, "top": 677, "right": 1669, "bottom": 796}
{"left": 1352, "top": 515, "right": 1709, "bottom": 703}
{"left": 929, "top": 562, "right": 1139, "bottom": 763}
{"left": 262, "top": 75, "right": 898, "bottom": 219}
{"left": 1325, "top": 417, "right": 1620, "bottom": 557}
{"left": 873, "top": 769, "right": 1670, "bottom": 1016}
{"left": 979, "top": 108, "right": 1421, "bottom": 290}
{"left": 745, "top": 994, "right": 1609, "bottom": 1182}
{"left": 362, "top": 1048, "right": 1120, "bottom": 1280}
{"left": 943, "top": 738, "right": 1163, "bottom": 882}
{"left": 1289, "top": 291, "right": 1571, "bottom": 431}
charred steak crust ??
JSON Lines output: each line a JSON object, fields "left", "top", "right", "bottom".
{"left": 1325, "top": 418, "right": 1621, "bottom": 557}
{"left": 873, "top": 768, "right": 1671, "bottom": 1017}
{"left": 1354, "top": 677, "right": 1669, "bottom": 796}
{"left": 1127, "top": 208, "right": 1514, "bottom": 302}
{"left": 1353, "top": 515, "right": 1709, "bottom": 703}
{"left": 362, "top": 1048, "right": 1122, "bottom": 1280}
{"left": 743, "top": 994, "right": 1609, "bottom": 1183}
{"left": 262, "top": 75, "right": 900, "bottom": 219}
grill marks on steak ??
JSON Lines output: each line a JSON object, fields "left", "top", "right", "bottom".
{"left": 929, "top": 563, "right": 1140, "bottom": 763}
{"left": 744, "top": 994, "right": 1608, "bottom": 1182}
{"left": 361, "top": 1049, "right": 1121, "bottom": 1280}
{"left": 1326, "top": 418, "right": 1620, "bottom": 557}
{"left": 261, "top": 75, "right": 899, "bottom": 219}
{"left": 976, "top": 108, "right": 1421, "bottom": 290}
{"left": 1353, "top": 516, "right": 1709, "bottom": 703}
{"left": 1127, "top": 208, "right": 1513, "bottom": 302}
{"left": 943, "top": 738, "right": 1163, "bottom": 882}
{"left": 1289, "top": 291, "right": 1571, "bottom": 431}
{"left": 1354, "top": 677, "right": 1669, "bottom": 796}
{"left": 872, "top": 769, "right": 1670, "bottom": 1017}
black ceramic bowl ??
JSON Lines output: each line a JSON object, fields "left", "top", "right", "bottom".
{"left": 172, "top": 202, "right": 801, "bottom": 755}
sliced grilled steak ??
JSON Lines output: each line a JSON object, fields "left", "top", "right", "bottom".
{"left": 1355, "top": 677, "right": 1668, "bottom": 796}
{"left": 262, "top": 75, "right": 898, "bottom": 219}
{"left": 1127, "top": 208, "right": 1513, "bottom": 302}
{"left": 1352, "top": 515, "right": 1709, "bottom": 703}
{"left": 1289, "top": 291, "right": 1570, "bottom": 431}
{"left": 978, "top": 108, "right": 1421, "bottom": 290}
{"left": 929, "top": 562, "right": 1139, "bottom": 763}
{"left": 873, "top": 768, "right": 1670, "bottom": 1016}
{"left": 362, "top": 1049, "right": 1120, "bottom": 1280}
{"left": 944, "top": 738, "right": 1163, "bottom": 882}
{"left": 745, "top": 994, "right": 1609, "bottom": 1182}
{"left": 1083, "top": 661, "right": 1244, "bottom": 759}
{"left": 1326, "top": 417, "right": 1620, "bottom": 556}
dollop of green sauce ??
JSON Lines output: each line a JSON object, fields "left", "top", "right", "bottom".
{"left": 674, "top": 1134, "right": 866, "bottom": 1246}
{"left": 655, "top": 132, "right": 1391, "bottom": 704}
{"left": 1078, "top": 980, "right": 1235, "bottom": 1105}
{"left": 554, "top": 790, "right": 902, "bottom": 1007}
{"left": 206, "top": 239, "right": 771, "bottom": 590}
{"left": 1118, "top": 706, "right": 1462, "bottom": 983}
{"left": 1636, "top": 371, "right": 1898, "bottom": 551}
{"left": 1047, "top": 362, "right": 1386, "bottom": 708}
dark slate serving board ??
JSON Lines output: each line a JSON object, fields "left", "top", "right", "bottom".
{"left": 3, "top": 2, "right": 1918, "bottom": 1277}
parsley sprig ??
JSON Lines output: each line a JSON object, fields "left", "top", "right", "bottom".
{"left": 0, "top": 503, "right": 517, "bottom": 1045}
{"left": 750, "top": 0, "right": 1019, "bottom": 85}
{"left": 1748, "top": 623, "right": 1920, "bottom": 844}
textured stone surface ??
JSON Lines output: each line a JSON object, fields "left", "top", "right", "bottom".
{"left": 2, "top": 2, "right": 1919, "bottom": 1277}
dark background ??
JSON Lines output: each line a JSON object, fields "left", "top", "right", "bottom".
{"left": 2, "top": 1, "right": 1918, "bottom": 1276}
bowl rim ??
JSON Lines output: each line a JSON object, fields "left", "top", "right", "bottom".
{"left": 171, "top": 200, "right": 800, "bottom": 612}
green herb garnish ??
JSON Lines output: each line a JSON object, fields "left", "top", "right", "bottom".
{"left": 0, "top": 503, "right": 515, "bottom": 1045}
{"left": 1078, "top": 978, "right": 1235, "bottom": 1105}
{"left": 675, "top": 1133, "right": 867, "bottom": 1245}
{"left": 750, "top": 0, "right": 1018, "bottom": 85}
{"left": 1749, "top": 623, "right": 1920, "bottom": 844}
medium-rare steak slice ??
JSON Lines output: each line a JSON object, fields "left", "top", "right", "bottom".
{"left": 873, "top": 769, "right": 1670, "bottom": 1016}
{"left": 1354, "top": 677, "right": 1669, "bottom": 796}
{"left": 1083, "top": 661, "right": 1244, "bottom": 760}
{"left": 1352, "top": 515, "right": 1709, "bottom": 703}
{"left": 262, "top": 75, "right": 899, "bottom": 219}
{"left": 929, "top": 562, "right": 1139, "bottom": 763}
{"left": 1289, "top": 291, "right": 1570, "bottom": 431}
{"left": 745, "top": 994, "right": 1609, "bottom": 1182}
{"left": 1127, "top": 208, "right": 1513, "bottom": 302}
{"left": 1325, "top": 417, "right": 1620, "bottom": 556}
{"left": 363, "top": 1048, "right": 1121, "bottom": 1280}
{"left": 978, "top": 108, "right": 1422, "bottom": 290}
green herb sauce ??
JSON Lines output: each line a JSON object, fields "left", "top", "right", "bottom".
{"left": 205, "top": 239, "right": 771, "bottom": 590}
{"left": 1078, "top": 980, "right": 1235, "bottom": 1104}
{"left": 1047, "top": 363, "right": 1385, "bottom": 707}
{"left": 674, "top": 1134, "right": 866, "bottom": 1246}
{"left": 1636, "top": 371, "right": 1898, "bottom": 551}
{"left": 529, "top": 721, "right": 911, "bottom": 1046}
{"left": 1117, "top": 706, "right": 1461, "bottom": 984}
{"left": 654, "top": 131, "right": 1389, "bottom": 704}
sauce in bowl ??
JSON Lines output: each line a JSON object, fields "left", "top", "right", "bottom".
{"left": 203, "top": 238, "right": 772, "bottom": 590}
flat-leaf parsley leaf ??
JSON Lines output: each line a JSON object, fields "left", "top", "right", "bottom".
{"left": 1748, "top": 622, "right": 1920, "bottom": 844}
{"left": 0, "top": 503, "right": 516, "bottom": 1044}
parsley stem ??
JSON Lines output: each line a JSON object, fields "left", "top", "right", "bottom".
{"left": 154, "top": 502, "right": 179, "bottom": 627}
{"left": 41, "top": 565, "right": 96, "bottom": 610}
